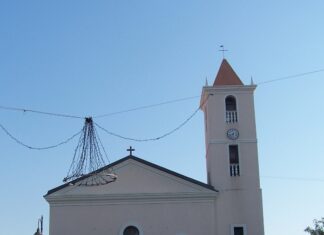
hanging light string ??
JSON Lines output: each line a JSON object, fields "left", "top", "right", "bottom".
{"left": 0, "top": 94, "right": 211, "bottom": 148}
{"left": 0, "top": 67, "right": 323, "bottom": 149}
{"left": 1, "top": 67, "right": 323, "bottom": 120}
{"left": 94, "top": 94, "right": 212, "bottom": 142}
{"left": 0, "top": 123, "right": 82, "bottom": 150}
{"left": 63, "top": 117, "right": 116, "bottom": 186}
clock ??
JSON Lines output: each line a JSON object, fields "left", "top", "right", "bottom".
{"left": 227, "top": 128, "right": 239, "bottom": 140}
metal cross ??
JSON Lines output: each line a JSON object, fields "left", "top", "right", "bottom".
{"left": 219, "top": 45, "right": 228, "bottom": 59}
{"left": 127, "top": 146, "right": 135, "bottom": 156}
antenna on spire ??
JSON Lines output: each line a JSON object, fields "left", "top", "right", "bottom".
{"left": 34, "top": 216, "right": 43, "bottom": 235}
{"left": 40, "top": 216, "right": 43, "bottom": 234}
{"left": 219, "top": 45, "right": 228, "bottom": 59}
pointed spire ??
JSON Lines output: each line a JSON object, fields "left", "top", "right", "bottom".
{"left": 213, "top": 59, "right": 244, "bottom": 86}
{"left": 250, "top": 76, "right": 254, "bottom": 85}
{"left": 205, "top": 77, "right": 208, "bottom": 86}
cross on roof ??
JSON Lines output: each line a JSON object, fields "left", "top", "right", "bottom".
{"left": 219, "top": 45, "right": 228, "bottom": 59}
{"left": 127, "top": 146, "right": 135, "bottom": 156}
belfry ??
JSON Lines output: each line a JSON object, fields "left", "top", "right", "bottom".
{"left": 201, "top": 59, "right": 264, "bottom": 235}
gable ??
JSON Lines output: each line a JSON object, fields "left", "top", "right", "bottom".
{"left": 45, "top": 156, "right": 217, "bottom": 200}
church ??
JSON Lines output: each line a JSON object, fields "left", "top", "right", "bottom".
{"left": 44, "top": 59, "right": 265, "bottom": 235}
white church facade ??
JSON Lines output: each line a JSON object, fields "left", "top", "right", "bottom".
{"left": 45, "top": 59, "right": 265, "bottom": 235}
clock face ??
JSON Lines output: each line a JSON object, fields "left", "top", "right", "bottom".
{"left": 227, "top": 128, "right": 239, "bottom": 140}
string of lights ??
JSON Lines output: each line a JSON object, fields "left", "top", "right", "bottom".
{"left": 0, "top": 67, "right": 323, "bottom": 150}
{"left": 95, "top": 109, "right": 198, "bottom": 142}
{"left": 0, "top": 123, "right": 82, "bottom": 150}
{"left": 1, "top": 67, "right": 323, "bottom": 121}
{"left": 0, "top": 95, "right": 210, "bottom": 150}
{"left": 94, "top": 94, "right": 211, "bottom": 142}
{"left": 63, "top": 117, "right": 116, "bottom": 186}
{"left": 0, "top": 68, "right": 323, "bottom": 185}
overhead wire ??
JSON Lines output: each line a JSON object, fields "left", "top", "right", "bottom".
{"left": 93, "top": 95, "right": 200, "bottom": 118}
{"left": 0, "top": 68, "right": 323, "bottom": 185}
{"left": 0, "top": 105, "right": 84, "bottom": 119}
{"left": 0, "top": 67, "right": 323, "bottom": 149}
{"left": 256, "top": 68, "right": 324, "bottom": 85}
{"left": 94, "top": 94, "right": 211, "bottom": 142}
{"left": 0, "top": 96, "right": 203, "bottom": 150}
{"left": 0, "top": 67, "right": 323, "bottom": 121}
{"left": 0, "top": 123, "right": 82, "bottom": 150}
{"left": 261, "top": 175, "right": 324, "bottom": 183}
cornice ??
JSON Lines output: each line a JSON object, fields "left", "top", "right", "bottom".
{"left": 203, "top": 85, "right": 257, "bottom": 93}
{"left": 45, "top": 192, "right": 218, "bottom": 206}
{"left": 208, "top": 139, "right": 257, "bottom": 144}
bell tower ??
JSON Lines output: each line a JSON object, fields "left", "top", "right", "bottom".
{"left": 200, "top": 59, "right": 264, "bottom": 235}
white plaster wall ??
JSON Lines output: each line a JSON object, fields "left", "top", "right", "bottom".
{"left": 201, "top": 85, "right": 265, "bottom": 235}
{"left": 49, "top": 199, "right": 216, "bottom": 235}
{"left": 202, "top": 86, "right": 261, "bottom": 190}
{"left": 206, "top": 143, "right": 260, "bottom": 190}
{"left": 203, "top": 86, "right": 257, "bottom": 144}
{"left": 51, "top": 160, "right": 213, "bottom": 197}
{"left": 215, "top": 189, "right": 264, "bottom": 235}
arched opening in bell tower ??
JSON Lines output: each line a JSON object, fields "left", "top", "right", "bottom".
{"left": 225, "top": 96, "right": 238, "bottom": 123}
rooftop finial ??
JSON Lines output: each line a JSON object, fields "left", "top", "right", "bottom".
{"left": 250, "top": 76, "right": 254, "bottom": 85}
{"left": 205, "top": 77, "right": 209, "bottom": 86}
{"left": 219, "top": 45, "right": 228, "bottom": 59}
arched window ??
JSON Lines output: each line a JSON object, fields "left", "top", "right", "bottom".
{"left": 225, "top": 96, "right": 238, "bottom": 123}
{"left": 225, "top": 96, "right": 237, "bottom": 111}
{"left": 123, "top": 226, "right": 140, "bottom": 235}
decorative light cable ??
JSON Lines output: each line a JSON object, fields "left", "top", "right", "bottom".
{"left": 63, "top": 117, "right": 116, "bottom": 186}
{"left": 0, "top": 123, "right": 82, "bottom": 150}
{"left": 94, "top": 94, "right": 212, "bottom": 142}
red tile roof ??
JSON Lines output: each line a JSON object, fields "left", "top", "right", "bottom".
{"left": 213, "top": 59, "right": 244, "bottom": 86}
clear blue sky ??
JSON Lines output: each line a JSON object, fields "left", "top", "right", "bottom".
{"left": 1, "top": 1, "right": 324, "bottom": 234}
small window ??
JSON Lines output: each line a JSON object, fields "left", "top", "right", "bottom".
{"left": 234, "top": 227, "right": 244, "bottom": 235}
{"left": 123, "top": 226, "right": 139, "bottom": 235}
{"left": 225, "top": 96, "right": 237, "bottom": 111}
{"left": 231, "top": 225, "right": 246, "bottom": 235}
{"left": 229, "top": 145, "right": 240, "bottom": 176}
{"left": 229, "top": 145, "right": 239, "bottom": 164}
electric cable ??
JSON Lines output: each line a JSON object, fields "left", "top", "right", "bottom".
{"left": 0, "top": 123, "right": 82, "bottom": 150}
{"left": 257, "top": 68, "right": 324, "bottom": 85}
{"left": 94, "top": 94, "right": 211, "bottom": 142}
{"left": 0, "top": 67, "right": 322, "bottom": 150}
{"left": 261, "top": 175, "right": 324, "bottom": 183}
{"left": 93, "top": 95, "right": 200, "bottom": 118}
{"left": 0, "top": 67, "right": 323, "bottom": 120}
{"left": 0, "top": 105, "right": 84, "bottom": 119}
